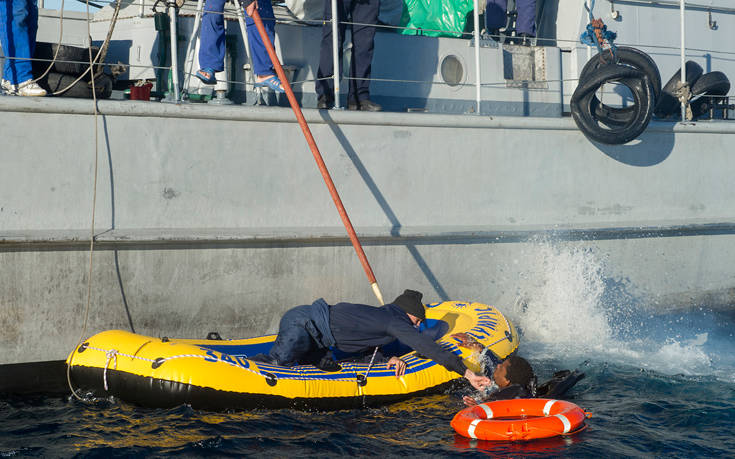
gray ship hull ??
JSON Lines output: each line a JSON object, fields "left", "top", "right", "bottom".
{"left": 2, "top": 96, "right": 734, "bottom": 371}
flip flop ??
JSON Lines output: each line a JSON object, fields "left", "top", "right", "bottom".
{"left": 195, "top": 68, "right": 217, "bottom": 85}
{"left": 254, "top": 75, "right": 285, "bottom": 93}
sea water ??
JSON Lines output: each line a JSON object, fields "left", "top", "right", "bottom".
{"left": 2, "top": 241, "right": 734, "bottom": 457}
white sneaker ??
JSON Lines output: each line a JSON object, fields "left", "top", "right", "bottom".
{"left": 1, "top": 79, "right": 17, "bottom": 95}
{"left": 16, "top": 79, "right": 47, "bottom": 97}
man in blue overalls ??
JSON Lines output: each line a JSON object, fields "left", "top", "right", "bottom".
{"left": 252, "top": 289, "right": 492, "bottom": 390}
{"left": 315, "top": 0, "right": 382, "bottom": 111}
{"left": 0, "top": 0, "right": 47, "bottom": 96}
{"left": 485, "top": 0, "right": 536, "bottom": 43}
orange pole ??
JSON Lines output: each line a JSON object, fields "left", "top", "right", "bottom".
{"left": 249, "top": 8, "right": 385, "bottom": 305}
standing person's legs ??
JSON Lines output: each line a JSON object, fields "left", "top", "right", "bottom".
{"left": 0, "top": 0, "right": 34, "bottom": 85}
{"left": 515, "top": 0, "right": 536, "bottom": 36}
{"left": 316, "top": 0, "right": 346, "bottom": 102}
{"left": 26, "top": 0, "right": 37, "bottom": 63}
{"left": 198, "top": 0, "right": 227, "bottom": 73}
{"left": 347, "top": 0, "right": 378, "bottom": 103}
{"left": 485, "top": 0, "right": 507, "bottom": 33}
{"left": 1, "top": 0, "right": 14, "bottom": 82}
{"left": 245, "top": 0, "right": 275, "bottom": 76}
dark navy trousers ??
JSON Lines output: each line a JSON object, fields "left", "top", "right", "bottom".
{"left": 0, "top": 0, "right": 38, "bottom": 85}
{"left": 316, "top": 0, "right": 379, "bottom": 102}
{"left": 486, "top": 0, "right": 536, "bottom": 36}
{"left": 198, "top": 0, "right": 276, "bottom": 76}
{"left": 256, "top": 300, "right": 336, "bottom": 367}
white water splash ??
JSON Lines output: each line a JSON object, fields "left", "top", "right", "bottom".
{"left": 505, "top": 240, "right": 727, "bottom": 379}
{"left": 511, "top": 241, "right": 612, "bottom": 351}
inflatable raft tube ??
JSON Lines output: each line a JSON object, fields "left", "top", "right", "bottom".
{"left": 67, "top": 301, "right": 518, "bottom": 411}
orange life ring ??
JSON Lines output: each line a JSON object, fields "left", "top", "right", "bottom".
{"left": 451, "top": 398, "right": 587, "bottom": 441}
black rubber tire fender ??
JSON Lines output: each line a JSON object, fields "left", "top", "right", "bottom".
{"left": 572, "top": 64, "right": 646, "bottom": 103}
{"left": 580, "top": 46, "right": 662, "bottom": 102}
{"left": 578, "top": 47, "right": 661, "bottom": 126}
{"left": 691, "top": 71, "right": 731, "bottom": 97}
{"left": 571, "top": 64, "right": 654, "bottom": 145}
{"left": 40, "top": 72, "right": 113, "bottom": 99}
{"left": 690, "top": 71, "right": 731, "bottom": 118}
{"left": 655, "top": 60, "right": 704, "bottom": 117}
{"left": 33, "top": 42, "right": 102, "bottom": 77}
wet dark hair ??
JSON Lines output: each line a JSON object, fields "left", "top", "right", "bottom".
{"left": 506, "top": 356, "right": 535, "bottom": 389}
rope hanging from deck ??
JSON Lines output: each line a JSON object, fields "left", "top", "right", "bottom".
{"left": 580, "top": 0, "right": 617, "bottom": 57}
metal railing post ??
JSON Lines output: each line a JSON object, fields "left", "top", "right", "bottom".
{"left": 235, "top": 4, "right": 256, "bottom": 93}
{"left": 182, "top": 0, "right": 204, "bottom": 94}
{"left": 331, "top": 0, "right": 340, "bottom": 108}
{"left": 140, "top": 0, "right": 145, "bottom": 17}
{"left": 473, "top": 0, "right": 481, "bottom": 114}
{"left": 680, "top": 0, "right": 687, "bottom": 121}
{"left": 169, "top": 3, "right": 181, "bottom": 102}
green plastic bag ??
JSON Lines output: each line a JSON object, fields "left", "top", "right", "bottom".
{"left": 400, "top": 0, "right": 474, "bottom": 37}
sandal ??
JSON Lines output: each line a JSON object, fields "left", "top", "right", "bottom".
{"left": 195, "top": 68, "right": 217, "bottom": 85}
{"left": 254, "top": 75, "right": 285, "bottom": 93}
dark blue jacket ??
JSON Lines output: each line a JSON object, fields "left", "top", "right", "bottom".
{"left": 328, "top": 302, "right": 467, "bottom": 375}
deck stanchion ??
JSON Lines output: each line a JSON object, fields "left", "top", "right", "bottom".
{"left": 250, "top": 9, "right": 385, "bottom": 305}
{"left": 182, "top": 0, "right": 204, "bottom": 93}
{"left": 680, "top": 0, "right": 687, "bottom": 121}
{"left": 331, "top": 0, "right": 341, "bottom": 108}
{"left": 168, "top": 2, "right": 181, "bottom": 102}
{"left": 473, "top": 0, "right": 481, "bottom": 114}
{"left": 235, "top": 6, "right": 255, "bottom": 95}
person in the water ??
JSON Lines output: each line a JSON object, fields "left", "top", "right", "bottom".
{"left": 452, "top": 332, "right": 536, "bottom": 405}
{"left": 251, "top": 289, "right": 492, "bottom": 390}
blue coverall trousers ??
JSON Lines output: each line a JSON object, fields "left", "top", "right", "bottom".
{"left": 254, "top": 303, "right": 334, "bottom": 367}
{"left": 198, "top": 0, "right": 276, "bottom": 76}
{"left": 0, "top": 0, "right": 38, "bottom": 85}
{"left": 316, "top": 0, "right": 379, "bottom": 103}
{"left": 486, "top": 0, "right": 536, "bottom": 36}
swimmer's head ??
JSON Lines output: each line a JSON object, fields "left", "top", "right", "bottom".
{"left": 492, "top": 355, "right": 534, "bottom": 389}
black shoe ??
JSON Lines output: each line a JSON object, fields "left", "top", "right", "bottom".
{"left": 349, "top": 99, "right": 382, "bottom": 112}
{"left": 315, "top": 356, "right": 342, "bottom": 372}
{"left": 317, "top": 95, "right": 333, "bottom": 109}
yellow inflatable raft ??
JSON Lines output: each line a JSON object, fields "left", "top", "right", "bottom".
{"left": 67, "top": 301, "right": 518, "bottom": 410}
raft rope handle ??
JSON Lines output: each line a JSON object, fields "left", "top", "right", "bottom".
{"left": 362, "top": 346, "right": 380, "bottom": 381}
{"left": 80, "top": 340, "right": 468, "bottom": 389}
{"left": 81, "top": 344, "right": 362, "bottom": 382}
{"left": 102, "top": 350, "right": 118, "bottom": 391}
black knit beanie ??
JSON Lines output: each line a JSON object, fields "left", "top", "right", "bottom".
{"left": 393, "top": 289, "right": 425, "bottom": 321}
{"left": 506, "top": 355, "right": 534, "bottom": 388}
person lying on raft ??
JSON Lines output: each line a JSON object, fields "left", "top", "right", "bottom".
{"left": 452, "top": 333, "right": 536, "bottom": 406}
{"left": 251, "top": 289, "right": 492, "bottom": 391}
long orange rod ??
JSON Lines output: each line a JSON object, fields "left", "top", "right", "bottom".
{"left": 250, "top": 8, "right": 385, "bottom": 305}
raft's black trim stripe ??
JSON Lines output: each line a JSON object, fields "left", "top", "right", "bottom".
{"left": 70, "top": 365, "right": 460, "bottom": 411}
